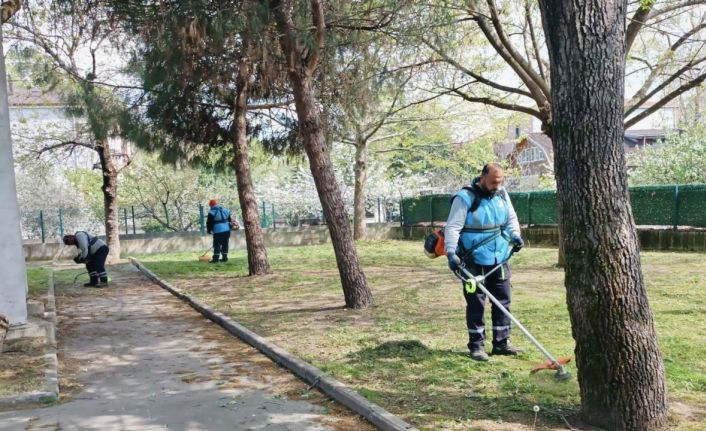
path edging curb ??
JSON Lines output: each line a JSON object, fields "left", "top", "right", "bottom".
{"left": 129, "top": 258, "right": 418, "bottom": 431}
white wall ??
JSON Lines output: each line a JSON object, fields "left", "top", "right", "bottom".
{"left": 0, "top": 28, "right": 28, "bottom": 325}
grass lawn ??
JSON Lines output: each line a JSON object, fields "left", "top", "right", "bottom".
{"left": 26, "top": 266, "right": 49, "bottom": 300}
{"left": 134, "top": 241, "right": 705, "bottom": 430}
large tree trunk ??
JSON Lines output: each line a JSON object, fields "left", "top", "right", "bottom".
{"left": 97, "top": 142, "right": 121, "bottom": 264}
{"left": 539, "top": 1, "right": 668, "bottom": 429}
{"left": 290, "top": 74, "right": 372, "bottom": 308}
{"left": 353, "top": 138, "right": 367, "bottom": 240}
{"left": 271, "top": 0, "right": 373, "bottom": 309}
{"left": 232, "top": 40, "right": 271, "bottom": 275}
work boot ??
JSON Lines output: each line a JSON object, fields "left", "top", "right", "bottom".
{"left": 210, "top": 257, "right": 219, "bottom": 263}
{"left": 83, "top": 277, "right": 99, "bottom": 287}
{"left": 469, "top": 349, "right": 489, "bottom": 362}
{"left": 491, "top": 344, "right": 524, "bottom": 356}
{"left": 221, "top": 255, "right": 228, "bottom": 262}
{"left": 100, "top": 277, "right": 109, "bottom": 285}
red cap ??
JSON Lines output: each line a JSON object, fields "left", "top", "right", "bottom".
{"left": 208, "top": 199, "right": 217, "bottom": 207}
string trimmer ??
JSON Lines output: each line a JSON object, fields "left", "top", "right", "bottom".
{"left": 454, "top": 261, "right": 571, "bottom": 381}
{"left": 197, "top": 247, "right": 213, "bottom": 262}
{"left": 73, "top": 271, "right": 88, "bottom": 284}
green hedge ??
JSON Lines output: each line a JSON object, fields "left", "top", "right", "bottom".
{"left": 401, "top": 184, "right": 706, "bottom": 228}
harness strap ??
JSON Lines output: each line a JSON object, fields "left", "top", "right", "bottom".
{"left": 461, "top": 226, "right": 502, "bottom": 233}
{"left": 458, "top": 230, "right": 512, "bottom": 261}
{"left": 79, "top": 231, "right": 98, "bottom": 247}
{"left": 213, "top": 208, "right": 229, "bottom": 224}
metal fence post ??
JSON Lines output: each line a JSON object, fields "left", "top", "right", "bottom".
{"left": 262, "top": 201, "right": 267, "bottom": 228}
{"left": 672, "top": 185, "right": 680, "bottom": 230}
{"left": 198, "top": 204, "right": 205, "bottom": 234}
{"left": 430, "top": 196, "right": 435, "bottom": 228}
{"left": 377, "top": 197, "right": 381, "bottom": 223}
{"left": 123, "top": 208, "right": 129, "bottom": 235}
{"left": 39, "top": 210, "right": 45, "bottom": 243}
{"left": 527, "top": 192, "right": 533, "bottom": 227}
{"left": 272, "top": 204, "right": 276, "bottom": 230}
{"left": 131, "top": 206, "right": 136, "bottom": 234}
{"left": 399, "top": 200, "right": 404, "bottom": 227}
{"left": 58, "top": 208, "right": 64, "bottom": 237}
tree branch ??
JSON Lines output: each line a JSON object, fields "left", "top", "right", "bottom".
{"left": 627, "top": 23, "right": 706, "bottom": 111}
{"left": 421, "top": 36, "right": 533, "bottom": 98}
{"left": 306, "top": 0, "right": 326, "bottom": 75}
{"left": 625, "top": 71, "right": 706, "bottom": 129}
{"left": 451, "top": 88, "right": 542, "bottom": 118}
{"left": 626, "top": 55, "right": 706, "bottom": 116}
{"left": 525, "top": 0, "right": 546, "bottom": 81}
{"left": 483, "top": 0, "right": 550, "bottom": 100}
{"left": 626, "top": 1, "right": 653, "bottom": 54}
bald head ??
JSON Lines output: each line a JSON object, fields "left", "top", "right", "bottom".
{"left": 479, "top": 163, "right": 504, "bottom": 193}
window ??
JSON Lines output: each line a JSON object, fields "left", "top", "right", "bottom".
{"left": 518, "top": 147, "right": 545, "bottom": 164}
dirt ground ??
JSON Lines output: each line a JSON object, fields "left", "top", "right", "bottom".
{"left": 0, "top": 263, "right": 375, "bottom": 431}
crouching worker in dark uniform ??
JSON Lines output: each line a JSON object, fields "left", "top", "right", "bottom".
{"left": 206, "top": 199, "right": 231, "bottom": 263}
{"left": 63, "top": 231, "right": 110, "bottom": 287}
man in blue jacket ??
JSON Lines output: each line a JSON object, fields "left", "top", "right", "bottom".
{"left": 206, "top": 199, "right": 232, "bottom": 263}
{"left": 444, "top": 163, "right": 525, "bottom": 361}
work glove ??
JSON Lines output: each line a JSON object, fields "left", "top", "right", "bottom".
{"left": 511, "top": 236, "right": 525, "bottom": 253}
{"left": 447, "top": 252, "right": 462, "bottom": 271}
{"left": 73, "top": 255, "right": 84, "bottom": 264}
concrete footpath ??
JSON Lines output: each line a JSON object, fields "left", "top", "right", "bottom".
{"left": 0, "top": 263, "right": 374, "bottom": 431}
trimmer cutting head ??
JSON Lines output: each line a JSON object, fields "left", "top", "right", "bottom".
{"left": 530, "top": 356, "right": 572, "bottom": 380}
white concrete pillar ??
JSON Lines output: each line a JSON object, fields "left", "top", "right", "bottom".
{"left": 0, "top": 27, "right": 28, "bottom": 325}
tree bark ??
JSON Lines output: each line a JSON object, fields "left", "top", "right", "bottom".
{"left": 232, "top": 39, "right": 271, "bottom": 276}
{"left": 271, "top": 0, "right": 373, "bottom": 309}
{"left": 96, "top": 142, "right": 120, "bottom": 264}
{"left": 353, "top": 138, "right": 367, "bottom": 240}
{"left": 97, "top": 141, "right": 121, "bottom": 264}
{"left": 0, "top": 0, "right": 21, "bottom": 24}
{"left": 539, "top": 1, "right": 668, "bottom": 429}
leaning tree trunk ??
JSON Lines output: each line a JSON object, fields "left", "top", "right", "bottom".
{"left": 353, "top": 138, "right": 367, "bottom": 240}
{"left": 97, "top": 142, "right": 121, "bottom": 264}
{"left": 271, "top": 0, "right": 373, "bottom": 309}
{"left": 290, "top": 74, "right": 372, "bottom": 308}
{"left": 232, "top": 40, "right": 270, "bottom": 275}
{"left": 539, "top": 1, "right": 668, "bottom": 430}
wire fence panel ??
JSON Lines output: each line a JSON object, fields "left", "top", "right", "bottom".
{"left": 20, "top": 196, "right": 401, "bottom": 241}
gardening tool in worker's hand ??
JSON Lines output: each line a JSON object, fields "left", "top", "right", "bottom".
{"left": 453, "top": 260, "right": 572, "bottom": 381}
{"left": 197, "top": 247, "right": 213, "bottom": 262}
{"left": 73, "top": 271, "right": 88, "bottom": 284}
{"left": 531, "top": 356, "right": 572, "bottom": 374}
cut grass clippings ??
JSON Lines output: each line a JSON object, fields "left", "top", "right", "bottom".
{"left": 0, "top": 338, "right": 48, "bottom": 397}
{"left": 0, "top": 266, "right": 51, "bottom": 399}
{"left": 135, "top": 241, "right": 706, "bottom": 431}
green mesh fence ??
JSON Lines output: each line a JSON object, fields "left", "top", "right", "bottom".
{"left": 400, "top": 194, "right": 450, "bottom": 226}
{"left": 677, "top": 184, "right": 706, "bottom": 227}
{"left": 629, "top": 186, "right": 675, "bottom": 226}
{"left": 401, "top": 184, "right": 706, "bottom": 228}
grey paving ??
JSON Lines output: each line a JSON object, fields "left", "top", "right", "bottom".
{"left": 0, "top": 263, "right": 361, "bottom": 431}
